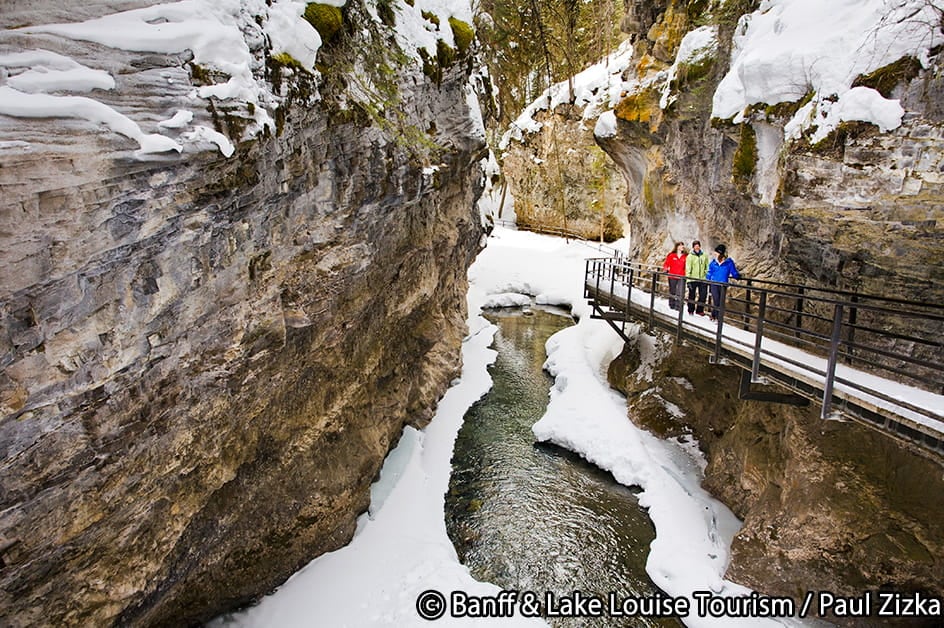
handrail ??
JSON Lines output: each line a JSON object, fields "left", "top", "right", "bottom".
{"left": 585, "top": 259, "right": 944, "bottom": 323}
{"left": 584, "top": 256, "right": 944, "bottom": 313}
{"left": 494, "top": 220, "right": 622, "bottom": 257}
{"left": 584, "top": 257, "right": 944, "bottom": 425}
{"left": 586, "top": 257, "right": 944, "bottom": 348}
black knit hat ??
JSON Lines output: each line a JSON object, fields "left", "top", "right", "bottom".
{"left": 715, "top": 244, "right": 727, "bottom": 255}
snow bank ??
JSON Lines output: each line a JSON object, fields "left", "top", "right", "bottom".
{"left": 265, "top": 0, "right": 323, "bottom": 71}
{"left": 1, "top": 1, "right": 333, "bottom": 157}
{"left": 6, "top": 65, "right": 115, "bottom": 94}
{"left": 482, "top": 292, "right": 532, "bottom": 308}
{"left": 594, "top": 110, "right": 617, "bottom": 138}
{"left": 713, "top": 0, "right": 944, "bottom": 141}
{"left": 501, "top": 39, "right": 637, "bottom": 148}
{"left": 181, "top": 125, "right": 235, "bottom": 157}
{"left": 391, "top": 0, "right": 474, "bottom": 62}
{"left": 2, "top": 0, "right": 481, "bottom": 158}
{"left": 158, "top": 110, "right": 194, "bottom": 129}
{"left": 660, "top": 25, "right": 719, "bottom": 109}
{"left": 0, "top": 86, "right": 182, "bottom": 157}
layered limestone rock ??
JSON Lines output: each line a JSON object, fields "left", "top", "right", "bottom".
{"left": 0, "top": 1, "right": 485, "bottom": 626}
{"left": 500, "top": 106, "right": 629, "bottom": 241}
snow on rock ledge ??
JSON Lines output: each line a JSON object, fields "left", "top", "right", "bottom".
{"left": 712, "top": 0, "right": 944, "bottom": 141}
{"left": 0, "top": 0, "right": 323, "bottom": 158}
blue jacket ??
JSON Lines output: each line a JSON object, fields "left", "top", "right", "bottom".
{"left": 706, "top": 257, "right": 740, "bottom": 283}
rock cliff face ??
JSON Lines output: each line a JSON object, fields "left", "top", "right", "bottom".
{"left": 0, "top": 2, "right": 485, "bottom": 626}
{"left": 601, "top": 0, "right": 944, "bottom": 300}
{"left": 501, "top": 107, "right": 629, "bottom": 241}
{"left": 594, "top": 0, "right": 944, "bottom": 612}
{"left": 609, "top": 336, "right": 944, "bottom": 616}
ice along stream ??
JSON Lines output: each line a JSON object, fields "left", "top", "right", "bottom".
{"left": 445, "top": 305, "right": 680, "bottom": 627}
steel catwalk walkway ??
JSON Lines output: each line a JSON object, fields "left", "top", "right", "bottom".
{"left": 584, "top": 257, "right": 944, "bottom": 458}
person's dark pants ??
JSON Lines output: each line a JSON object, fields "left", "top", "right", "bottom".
{"left": 687, "top": 280, "right": 707, "bottom": 314}
{"left": 709, "top": 283, "right": 725, "bottom": 319}
{"left": 668, "top": 277, "right": 684, "bottom": 310}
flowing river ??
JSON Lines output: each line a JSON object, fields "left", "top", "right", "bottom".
{"left": 445, "top": 305, "right": 681, "bottom": 627}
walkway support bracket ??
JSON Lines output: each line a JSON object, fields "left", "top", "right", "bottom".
{"left": 739, "top": 371, "right": 810, "bottom": 406}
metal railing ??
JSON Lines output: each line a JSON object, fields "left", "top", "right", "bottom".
{"left": 584, "top": 257, "right": 944, "bottom": 449}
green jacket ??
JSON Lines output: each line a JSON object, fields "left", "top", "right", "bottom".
{"left": 686, "top": 250, "right": 709, "bottom": 279}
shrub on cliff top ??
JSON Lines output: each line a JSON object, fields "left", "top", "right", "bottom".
{"left": 304, "top": 3, "right": 343, "bottom": 42}
{"left": 271, "top": 52, "right": 305, "bottom": 70}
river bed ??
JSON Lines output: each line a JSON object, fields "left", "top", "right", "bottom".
{"left": 445, "top": 305, "right": 680, "bottom": 627}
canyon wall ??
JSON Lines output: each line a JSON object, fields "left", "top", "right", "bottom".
{"left": 500, "top": 107, "right": 629, "bottom": 241}
{"left": 594, "top": 0, "right": 944, "bottom": 613}
{"left": 500, "top": 0, "right": 944, "bottom": 614}
{"left": 0, "top": 1, "right": 485, "bottom": 625}
{"left": 601, "top": 0, "right": 944, "bottom": 300}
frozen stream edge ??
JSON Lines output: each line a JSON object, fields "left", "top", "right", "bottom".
{"left": 216, "top": 227, "right": 808, "bottom": 627}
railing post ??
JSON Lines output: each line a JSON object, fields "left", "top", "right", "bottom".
{"left": 751, "top": 292, "right": 768, "bottom": 382}
{"left": 649, "top": 271, "right": 657, "bottom": 332}
{"left": 676, "top": 277, "right": 686, "bottom": 345}
{"left": 712, "top": 284, "right": 727, "bottom": 363}
{"left": 609, "top": 259, "right": 617, "bottom": 309}
{"left": 845, "top": 293, "right": 858, "bottom": 366}
{"left": 795, "top": 286, "right": 805, "bottom": 337}
{"left": 624, "top": 266, "right": 633, "bottom": 329}
{"left": 595, "top": 259, "right": 602, "bottom": 303}
{"left": 821, "top": 303, "right": 845, "bottom": 419}
{"left": 744, "top": 279, "right": 753, "bottom": 326}
{"left": 584, "top": 259, "right": 590, "bottom": 299}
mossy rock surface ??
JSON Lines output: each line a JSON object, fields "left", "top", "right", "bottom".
{"left": 448, "top": 17, "right": 474, "bottom": 55}
{"left": 271, "top": 52, "right": 305, "bottom": 70}
{"left": 675, "top": 54, "right": 714, "bottom": 87}
{"left": 304, "top": 3, "right": 344, "bottom": 42}
{"left": 732, "top": 122, "right": 757, "bottom": 186}
{"left": 614, "top": 86, "right": 662, "bottom": 129}
{"left": 436, "top": 39, "right": 456, "bottom": 68}
{"left": 852, "top": 56, "right": 922, "bottom": 98}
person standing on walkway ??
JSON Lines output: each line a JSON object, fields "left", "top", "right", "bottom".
{"left": 662, "top": 241, "right": 687, "bottom": 311}
{"left": 706, "top": 244, "right": 740, "bottom": 321}
{"left": 685, "top": 240, "right": 709, "bottom": 315}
